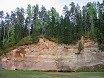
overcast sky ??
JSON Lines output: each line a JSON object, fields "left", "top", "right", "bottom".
{"left": 0, "top": 0, "right": 102, "bottom": 15}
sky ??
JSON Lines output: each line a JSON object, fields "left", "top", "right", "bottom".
{"left": 0, "top": 0, "right": 102, "bottom": 15}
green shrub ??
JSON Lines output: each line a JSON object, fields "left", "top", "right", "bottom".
{"left": 98, "top": 44, "right": 104, "bottom": 51}
{"left": 75, "top": 41, "right": 84, "bottom": 54}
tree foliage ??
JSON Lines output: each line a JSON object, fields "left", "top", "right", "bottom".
{"left": 0, "top": 1, "right": 104, "bottom": 52}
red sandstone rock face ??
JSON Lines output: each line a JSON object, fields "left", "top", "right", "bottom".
{"left": 0, "top": 38, "right": 104, "bottom": 71}
{"left": 15, "top": 47, "right": 26, "bottom": 57}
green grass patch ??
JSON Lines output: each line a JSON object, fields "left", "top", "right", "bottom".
{"left": 0, "top": 70, "right": 104, "bottom": 78}
{"left": 44, "top": 35, "right": 59, "bottom": 43}
{"left": 16, "top": 36, "right": 33, "bottom": 46}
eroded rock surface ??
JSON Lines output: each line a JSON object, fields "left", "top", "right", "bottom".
{"left": 0, "top": 37, "right": 104, "bottom": 71}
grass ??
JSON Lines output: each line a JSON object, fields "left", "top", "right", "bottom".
{"left": 16, "top": 36, "right": 33, "bottom": 46}
{"left": 0, "top": 70, "right": 104, "bottom": 78}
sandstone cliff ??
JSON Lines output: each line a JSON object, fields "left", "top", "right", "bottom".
{"left": 0, "top": 37, "right": 104, "bottom": 71}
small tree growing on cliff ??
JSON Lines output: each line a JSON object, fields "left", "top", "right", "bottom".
{"left": 76, "top": 41, "right": 84, "bottom": 54}
{"left": 76, "top": 36, "right": 84, "bottom": 54}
